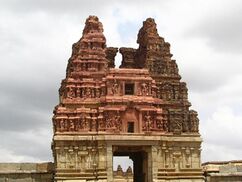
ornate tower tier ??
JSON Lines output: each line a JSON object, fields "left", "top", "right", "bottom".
{"left": 52, "top": 16, "right": 204, "bottom": 182}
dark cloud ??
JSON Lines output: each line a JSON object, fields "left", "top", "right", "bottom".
{"left": 177, "top": 56, "right": 235, "bottom": 94}
{"left": 0, "top": 76, "right": 56, "bottom": 132}
{"left": 0, "top": 0, "right": 165, "bottom": 14}
{"left": 182, "top": 69, "right": 227, "bottom": 93}
{"left": 0, "top": 105, "right": 50, "bottom": 131}
{"left": 181, "top": 64, "right": 241, "bottom": 94}
{"left": 0, "top": 0, "right": 91, "bottom": 161}
{"left": 0, "top": 129, "right": 52, "bottom": 161}
{"left": 188, "top": 1, "right": 242, "bottom": 54}
{"left": 0, "top": 0, "right": 110, "bottom": 15}
{"left": 0, "top": 71, "right": 60, "bottom": 133}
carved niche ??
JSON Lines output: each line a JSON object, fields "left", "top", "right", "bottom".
{"left": 104, "top": 111, "right": 122, "bottom": 132}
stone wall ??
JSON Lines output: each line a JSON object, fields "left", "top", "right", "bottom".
{"left": 2, "top": 161, "right": 242, "bottom": 182}
{"left": 0, "top": 163, "right": 54, "bottom": 182}
{"left": 203, "top": 160, "right": 242, "bottom": 182}
{"left": 0, "top": 163, "right": 134, "bottom": 182}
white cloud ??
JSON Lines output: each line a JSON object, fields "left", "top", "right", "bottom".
{"left": 201, "top": 106, "right": 242, "bottom": 162}
{"left": 0, "top": 148, "right": 39, "bottom": 162}
{"left": 0, "top": 128, "right": 52, "bottom": 162}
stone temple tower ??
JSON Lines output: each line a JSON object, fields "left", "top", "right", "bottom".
{"left": 52, "top": 16, "right": 203, "bottom": 182}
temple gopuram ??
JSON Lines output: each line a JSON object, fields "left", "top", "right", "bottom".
{"left": 51, "top": 16, "right": 203, "bottom": 182}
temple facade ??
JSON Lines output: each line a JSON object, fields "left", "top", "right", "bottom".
{"left": 52, "top": 16, "right": 203, "bottom": 182}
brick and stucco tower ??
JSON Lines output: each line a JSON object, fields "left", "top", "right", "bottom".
{"left": 52, "top": 16, "right": 203, "bottom": 182}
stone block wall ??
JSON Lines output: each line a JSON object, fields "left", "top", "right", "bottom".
{"left": 0, "top": 163, "right": 54, "bottom": 182}
{"left": 203, "top": 160, "right": 242, "bottom": 182}
{"left": 0, "top": 162, "right": 134, "bottom": 182}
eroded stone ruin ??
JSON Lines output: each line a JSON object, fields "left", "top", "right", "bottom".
{"left": 52, "top": 15, "right": 203, "bottom": 182}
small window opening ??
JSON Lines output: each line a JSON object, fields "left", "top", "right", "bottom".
{"left": 125, "top": 83, "right": 134, "bottom": 95}
{"left": 127, "top": 122, "right": 134, "bottom": 133}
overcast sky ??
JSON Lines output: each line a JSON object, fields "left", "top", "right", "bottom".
{"left": 0, "top": 0, "right": 242, "bottom": 167}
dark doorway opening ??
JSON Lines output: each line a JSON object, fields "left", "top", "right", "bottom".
{"left": 113, "top": 149, "right": 148, "bottom": 182}
{"left": 125, "top": 83, "right": 134, "bottom": 95}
